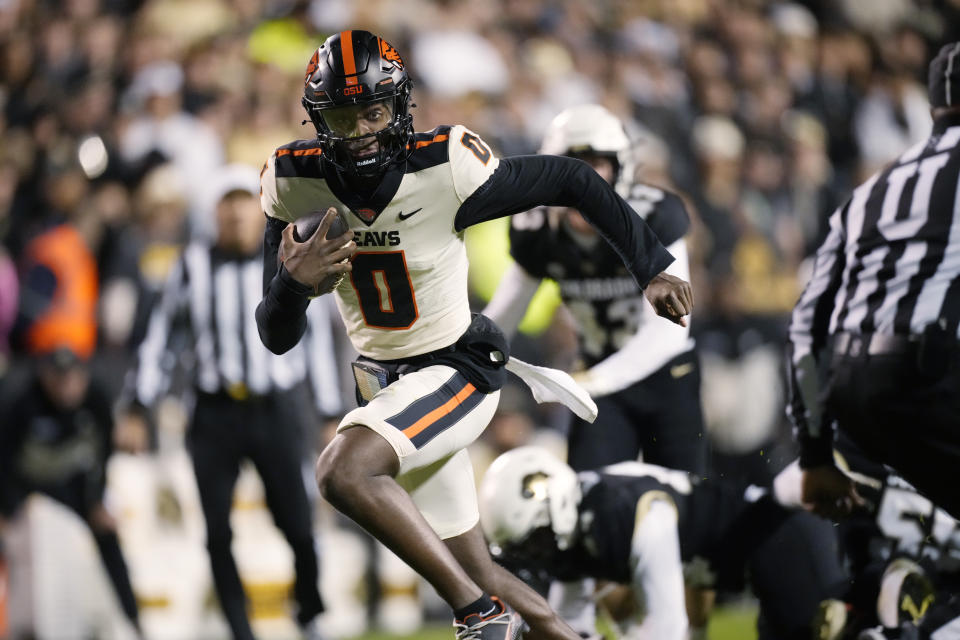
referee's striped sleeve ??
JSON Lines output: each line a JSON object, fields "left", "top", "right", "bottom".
{"left": 786, "top": 202, "right": 847, "bottom": 466}
{"left": 789, "top": 201, "right": 848, "bottom": 359}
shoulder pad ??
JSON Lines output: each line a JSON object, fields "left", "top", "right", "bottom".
{"left": 448, "top": 124, "right": 500, "bottom": 202}
{"left": 406, "top": 125, "right": 452, "bottom": 172}
{"left": 627, "top": 183, "right": 690, "bottom": 246}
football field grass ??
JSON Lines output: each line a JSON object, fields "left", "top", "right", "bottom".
{"left": 353, "top": 603, "right": 758, "bottom": 640}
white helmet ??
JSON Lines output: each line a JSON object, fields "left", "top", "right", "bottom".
{"left": 479, "top": 446, "right": 582, "bottom": 551}
{"left": 539, "top": 104, "right": 630, "bottom": 158}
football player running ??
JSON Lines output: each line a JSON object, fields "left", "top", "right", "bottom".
{"left": 479, "top": 447, "right": 848, "bottom": 640}
{"left": 483, "top": 105, "right": 707, "bottom": 476}
{"left": 255, "top": 31, "right": 692, "bottom": 640}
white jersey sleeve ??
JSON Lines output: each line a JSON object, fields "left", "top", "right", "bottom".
{"left": 448, "top": 125, "right": 500, "bottom": 203}
{"left": 626, "top": 499, "right": 688, "bottom": 640}
{"left": 260, "top": 152, "right": 296, "bottom": 223}
{"left": 481, "top": 262, "right": 541, "bottom": 339}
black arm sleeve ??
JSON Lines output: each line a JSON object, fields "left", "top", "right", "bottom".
{"left": 454, "top": 155, "right": 675, "bottom": 288}
{"left": 255, "top": 215, "right": 313, "bottom": 354}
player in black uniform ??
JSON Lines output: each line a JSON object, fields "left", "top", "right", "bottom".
{"left": 480, "top": 447, "right": 847, "bottom": 640}
{"left": 774, "top": 437, "right": 960, "bottom": 640}
{"left": 484, "top": 105, "right": 706, "bottom": 475}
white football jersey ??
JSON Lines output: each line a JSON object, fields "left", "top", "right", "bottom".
{"left": 261, "top": 124, "right": 499, "bottom": 360}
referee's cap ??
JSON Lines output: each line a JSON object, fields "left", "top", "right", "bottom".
{"left": 929, "top": 42, "right": 960, "bottom": 108}
{"left": 201, "top": 163, "right": 260, "bottom": 218}
{"left": 210, "top": 164, "right": 260, "bottom": 202}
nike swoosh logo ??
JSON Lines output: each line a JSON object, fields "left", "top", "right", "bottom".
{"left": 397, "top": 208, "right": 422, "bottom": 221}
{"left": 670, "top": 363, "right": 694, "bottom": 379}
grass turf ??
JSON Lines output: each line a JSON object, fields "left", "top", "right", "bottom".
{"left": 350, "top": 602, "right": 758, "bottom": 640}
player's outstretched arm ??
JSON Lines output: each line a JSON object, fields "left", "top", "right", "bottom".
{"left": 455, "top": 155, "right": 692, "bottom": 325}
{"left": 628, "top": 499, "right": 689, "bottom": 640}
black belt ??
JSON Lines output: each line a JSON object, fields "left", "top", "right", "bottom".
{"left": 197, "top": 384, "right": 273, "bottom": 404}
{"left": 831, "top": 332, "right": 919, "bottom": 358}
{"left": 376, "top": 341, "right": 457, "bottom": 368}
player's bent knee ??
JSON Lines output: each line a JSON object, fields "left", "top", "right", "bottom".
{"left": 315, "top": 425, "right": 400, "bottom": 504}
{"left": 314, "top": 447, "right": 356, "bottom": 504}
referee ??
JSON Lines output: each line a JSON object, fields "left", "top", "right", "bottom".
{"left": 125, "top": 165, "right": 340, "bottom": 640}
{"left": 788, "top": 44, "right": 960, "bottom": 640}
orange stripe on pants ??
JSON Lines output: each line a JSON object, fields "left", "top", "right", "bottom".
{"left": 402, "top": 383, "right": 477, "bottom": 439}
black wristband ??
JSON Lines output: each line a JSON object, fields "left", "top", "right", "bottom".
{"left": 277, "top": 264, "right": 313, "bottom": 297}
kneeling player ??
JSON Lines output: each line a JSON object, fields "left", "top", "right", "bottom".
{"left": 774, "top": 438, "right": 960, "bottom": 640}
{"left": 479, "top": 447, "right": 848, "bottom": 640}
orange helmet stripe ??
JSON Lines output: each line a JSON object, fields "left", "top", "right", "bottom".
{"left": 340, "top": 30, "right": 358, "bottom": 86}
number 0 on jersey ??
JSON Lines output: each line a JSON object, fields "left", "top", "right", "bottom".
{"left": 350, "top": 251, "right": 419, "bottom": 329}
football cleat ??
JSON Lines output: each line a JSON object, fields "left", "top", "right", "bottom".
{"left": 453, "top": 597, "right": 526, "bottom": 640}
{"left": 877, "top": 558, "right": 936, "bottom": 628}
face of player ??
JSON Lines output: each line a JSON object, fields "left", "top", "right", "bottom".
{"left": 321, "top": 100, "right": 394, "bottom": 158}
{"left": 563, "top": 153, "right": 617, "bottom": 237}
{"left": 216, "top": 190, "right": 264, "bottom": 254}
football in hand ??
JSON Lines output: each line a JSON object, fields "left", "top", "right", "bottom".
{"left": 283, "top": 208, "right": 352, "bottom": 295}
{"left": 293, "top": 208, "right": 349, "bottom": 243}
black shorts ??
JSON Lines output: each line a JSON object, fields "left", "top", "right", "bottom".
{"left": 566, "top": 349, "right": 708, "bottom": 474}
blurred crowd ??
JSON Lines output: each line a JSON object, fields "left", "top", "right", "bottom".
{"left": 3, "top": 0, "right": 960, "bottom": 395}
{"left": 2, "top": 0, "right": 960, "bottom": 635}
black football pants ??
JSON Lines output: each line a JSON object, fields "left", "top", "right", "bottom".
{"left": 189, "top": 387, "right": 324, "bottom": 640}
{"left": 717, "top": 497, "right": 848, "bottom": 640}
{"left": 825, "top": 350, "right": 960, "bottom": 519}
{"left": 567, "top": 350, "right": 708, "bottom": 475}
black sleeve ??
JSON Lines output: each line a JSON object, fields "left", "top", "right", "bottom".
{"left": 455, "top": 155, "right": 674, "bottom": 289}
{"left": 255, "top": 215, "right": 313, "bottom": 355}
{"left": 507, "top": 208, "right": 551, "bottom": 279}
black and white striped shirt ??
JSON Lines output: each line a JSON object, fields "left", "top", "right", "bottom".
{"left": 130, "top": 242, "right": 342, "bottom": 415}
{"left": 788, "top": 113, "right": 960, "bottom": 465}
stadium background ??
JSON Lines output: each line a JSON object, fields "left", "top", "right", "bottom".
{"left": 0, "top": 0, "right": 957, "bottom": 638}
